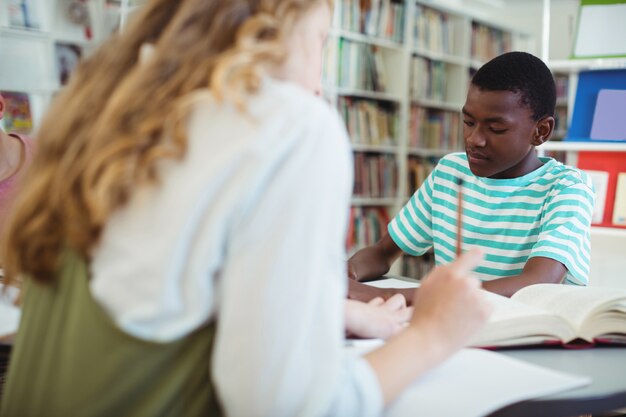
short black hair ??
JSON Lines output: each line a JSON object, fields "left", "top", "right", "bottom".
{"left": 471, "top": 51, "right": 556, "bottom": 121}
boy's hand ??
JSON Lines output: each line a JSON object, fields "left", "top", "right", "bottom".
{"left": 347, "top": 260, "right": 358, "bottom": 281}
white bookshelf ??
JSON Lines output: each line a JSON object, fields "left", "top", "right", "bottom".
{"left": 540, "top": 0, "right": 626, "bottom": 287}
{"left": 0, "top": 0, "right": 125, "bottom": 130}
{"left": 539, "top": 142, "right": 626, "bottom": 153}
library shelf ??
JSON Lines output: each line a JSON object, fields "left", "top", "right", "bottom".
{"left": 350, "top": 197, "right": 398, "bottom": 207}
{"left": 351, "top": 144, "right": 399, "bottom": 154}
{"left": 411, "top": 47, "right": 469, "bottom": 66}
{"left": 411, "top": 98, "right": 462, "bottom": 112}
{"left": 549, "top": 58, "right": 626, "bottom": 73}
{"left": 334, "top": 87, "right": 404, "bottom": 103}
{"left": 407, "top": 147, "right": 456, "bottom": 157}
{"left": 539, "top": 142, "right": 626, "bottom": 153}
{"left": 330, "top": 28, "right": 405, "bottom": 51}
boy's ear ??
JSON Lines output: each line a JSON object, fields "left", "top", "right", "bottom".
{"left": 531, "top": 116, "right": 555, "bottom": 146}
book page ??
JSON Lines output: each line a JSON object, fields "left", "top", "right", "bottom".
{"left": 470, "top": 290, "right": 574, "bottom": 347}
{"left": 512, "top": 284, "right": 626, "bottom": 341}
{"left": 385, "top": 348, "right": 590, "bottom": 417}
{"left": 365, "top": 276, "right": 419, "bottom": 289}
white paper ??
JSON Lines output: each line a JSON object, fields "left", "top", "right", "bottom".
{"left": 0, "top": 284, "right": 21, "bottom": 338}
{"left": 574, "top": 4, "right": 626, "bottom": 58}
{"left": 385, "top": 348, "right": 590, "bottom": 417}
{"left": 365, "top": 276, "right": 420, "bottom": 289}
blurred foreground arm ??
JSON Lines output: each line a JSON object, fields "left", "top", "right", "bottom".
{"left": 364, "top": 248, "right": 492, "bottom": 404}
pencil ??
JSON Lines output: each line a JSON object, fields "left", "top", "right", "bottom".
{"left": 456, "top": 178, "right": 464, "bottom": 257}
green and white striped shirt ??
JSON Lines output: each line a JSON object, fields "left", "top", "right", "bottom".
{"left": 389, "top": 153, "right": 595, "bottom": 285}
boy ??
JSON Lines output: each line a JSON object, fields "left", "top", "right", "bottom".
{"left": 348, "top": 51, "right": 594, "bottom": 299}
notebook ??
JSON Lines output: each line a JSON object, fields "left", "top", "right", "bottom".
{"left": 346, "top": 343, "right": 589, "bottom": 417}
{"left": 590, "top": 89, "right": 626, "bottom": 141}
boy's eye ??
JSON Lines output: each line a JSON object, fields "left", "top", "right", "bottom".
{"left": 463, "top": 120, "right": 474, "bottom": 127}
{"left": 490, "top": 128, "right": 508, "bottom": 134}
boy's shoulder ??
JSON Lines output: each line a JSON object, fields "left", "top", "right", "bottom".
{"left": 436, "top": 152, "right": 468, "bottom": 170}
{"left": 543, "top": 158, "right": 594, "bottom": 192}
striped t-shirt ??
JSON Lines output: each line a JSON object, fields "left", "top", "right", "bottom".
{"left": 388, "top": 153, "right": 595, "bottom": 285}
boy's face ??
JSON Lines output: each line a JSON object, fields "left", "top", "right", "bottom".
{"left": 462, "top": 85, "right": 552, "bottom": 179}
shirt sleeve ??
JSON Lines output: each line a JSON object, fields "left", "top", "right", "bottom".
{"left": 529, "top": 178, "right": 595, "bottom": 285}
{"left": 388, "top": 167, "right": 436, "bottom": 256}
{"left": 211, "top": 102, "right": 384, "bottom": 417}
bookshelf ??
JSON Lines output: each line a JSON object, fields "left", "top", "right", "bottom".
{"left": 326, "top": 0, "right": 533, "bottom": 278}
{"left": 540, "top": 0, "right": 626, "bottom": 287}
{"left": 0, "top": 0, "right": 131, "bottom": 132}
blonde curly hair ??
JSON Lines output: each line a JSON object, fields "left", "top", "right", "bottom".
{"left": 2, "top": 0, "right": 332, "bottom": 284}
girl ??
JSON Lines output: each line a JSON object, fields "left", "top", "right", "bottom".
{"left": 1, "top": 1, "right": 490, "bottom": 416}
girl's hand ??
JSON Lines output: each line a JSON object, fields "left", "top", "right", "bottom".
{"left": 345, "top": 294, "right": 413, "bottom": 340}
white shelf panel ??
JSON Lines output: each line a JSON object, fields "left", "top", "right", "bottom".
{"left": 335, "top": 87, "right": 403, "bottom": 102}
{"left": 548, "top": 58, "right": 626, "bottom": 73}
{"left": 411, "top": 47, "right": 469, "bottom": 66}
{"left": 329, "top": 28, "right": 404, "bottom": 51}
{"left": 411, "top": 98, "right": 462, "bottom": 112}
{"left": 0, "top": 27, "right": 50, "bottom": 39}
{"left": 52, "top": 34, "right": 95, "bottom": 47}
{"left": 351, "top": 197, "right": 397, "bottom": 206}
{"left": 539, "top": 142, "right": 626, "bottom": 152}
{"left": 590, "top": 227, "right": 626, "bottom": 238}
{"left": 351, "top": 144, "right": 398, "bottom": 154}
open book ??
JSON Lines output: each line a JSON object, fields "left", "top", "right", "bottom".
{"left": 472, "top": 284, "right": 626, "bottom": 348}
{"left": 366, "top": 278, "right": 626, "bottom": 348}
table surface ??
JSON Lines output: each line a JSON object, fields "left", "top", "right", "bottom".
{"left": 488, "top": 346, "right": 626, "bottom": 417}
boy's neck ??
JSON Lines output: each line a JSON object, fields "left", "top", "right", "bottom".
{"left": 490, "top": 148, "right": 545, "bottom": 179}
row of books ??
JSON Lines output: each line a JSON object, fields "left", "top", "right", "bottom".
{"left": 585, "top": 170, "right": 626, "bottom": 227}
{"left": 338, "top": 97, "right": 399, "bottom": 146}
{"left": 346, "top": 207, "right": 390, "bottom": 253}
{"left": 554, "top": 107, "right": 568, "bottom": 134}
{"left": 338, "top": 39, "right": 387, "bottom": 92}
{"left": 55, "top": 42, "right": 83, "bottom": 86}
{"left": 353, "top": 153, "right": 398, "bottom": 198}
{"left": 413, "top": 5, "right": 455, "bottom": 54}
{"left": 407, "top": 156, "right": 437, "bottom": 196}
{"left": 409, "top": 106, "right": 461, "bottom": 150}
{"left": 554, "top": 74, "right": 569, "bottom": 101}
{"left": 337, "top": 0, "right": 405, "bottom": 43}
{"left": 470, "top": 22, "right": 512, "bottom": 63}
{"left": 410, "top": 56, "right": 447, "bottom": 101}
{"left": 401, "top": 252, "right": 435, "bottom": 280}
